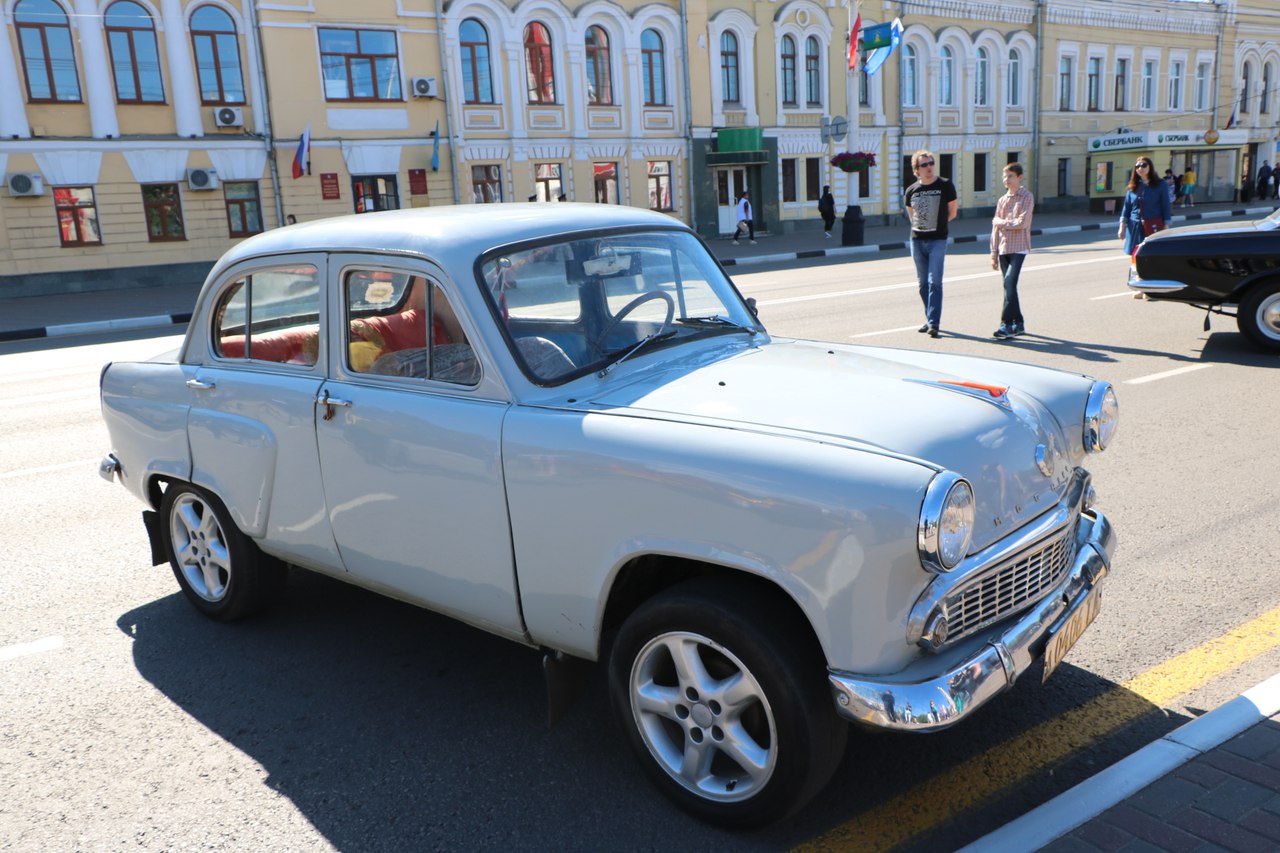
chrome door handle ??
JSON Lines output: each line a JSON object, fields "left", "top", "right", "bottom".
{"left": 316, "top": 389, "right": 352, "bottom": 421}
{"left": 186, "top": 378, "right": 216, "bottom": 390}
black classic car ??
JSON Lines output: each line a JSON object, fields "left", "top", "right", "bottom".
{"left": 1128, "top": 208, "right": 1280, "bottom": 351}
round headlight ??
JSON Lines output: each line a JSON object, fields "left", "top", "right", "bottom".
{"left": 1084, "top": 382, "right": 1119, "bottom": 453}
{"left": 918, "top": 473, "right": 975, "bottom": 573}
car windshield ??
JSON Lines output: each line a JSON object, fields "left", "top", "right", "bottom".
{"left": 478, "top": 229, "right": 761, "bottom": 384}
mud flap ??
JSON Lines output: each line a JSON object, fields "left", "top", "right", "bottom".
{"left": 141, "top": 510, "right": 167, "bottom": 566}
{"left": 543, "top": 650, "right": 594, "bottom": 728}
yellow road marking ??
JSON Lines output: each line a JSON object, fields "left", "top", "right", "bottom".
{"left": 798, "top": 604, "right": 1280, "bottom": 852}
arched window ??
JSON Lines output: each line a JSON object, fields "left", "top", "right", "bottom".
{"left": 1007, "top": 49, "right": 1021, "bottom": 107}
{"left": 1241, "top": 64, "right": 1251, "bottom": 114}
{"left": 641, "top": 29, "right": 666, "bottom": 106}
{"left": 14, "top": 0, "right": 81, "bottom": 102}
{"left": 721, "top": 32, "right": 740, "bottom": 103}
{"left": 460, "top": 19, "right": 493, "bottom": 104}
{"left": 780, "top": 36, "right": 797, "bottom": 106}
{"left": 940, "top": 46, "right": 955, "bottom": 106}
{"left": 190, "top": 5, "right": 244, "bottom": 104}
{"left": 106, "top": 1, "right": 163, "bottom": 103}
{"left": 975, "top": 47, "right": 989, "bottom": 107}
{"left": 585, "top": 25, "right": 612, "bottom": 105}
{"left": 805, "top": 36, "right": 821, "bottom": 106}
{"left": 902, "top": 44, "right": 917, "bottom": 107}
{"left": 524, "top": 22, "right": 555, "bottom": 104}
{"left": 1263, "top": 65, "right": 1271, "bottom": 114}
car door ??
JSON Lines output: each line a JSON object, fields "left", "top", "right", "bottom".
{"left": 186, "top": 255, "right": 341, "bottom": 572}
{"left": 313, "top": 257, "right": 524, "bottom": 640}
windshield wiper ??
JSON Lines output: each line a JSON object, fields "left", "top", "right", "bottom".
{"left": 596, "top": 330, "right": 677, "bottom": 377}
{"left": 676, "top": 315, "right": 758, "bottom": 334}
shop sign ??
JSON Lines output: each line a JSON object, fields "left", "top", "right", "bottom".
{"left": 320, "top": 172, "right": 341, "bottom": 200}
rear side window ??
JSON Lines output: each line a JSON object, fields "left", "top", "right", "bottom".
{"left": 213, "top": 265, "right": 322, "bottom": 366}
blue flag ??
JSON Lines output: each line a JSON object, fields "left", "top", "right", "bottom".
{"left": 431, "top": 120, "right": 440, "bottom": 172}
{"left": 862, "top": 18, "right": 902, "bottom": 77}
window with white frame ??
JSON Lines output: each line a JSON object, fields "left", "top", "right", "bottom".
{"left": 1241, "top": 64, "right": 1251, "bottom": 114}
{"left": 1263, "top": 65, "right": 1271, "bottom": 114}
{"left": 1058, "top": 56, "right": 1073, "bottom": 111}
{"left": 1169, "top": 60, "right": 1184, "bottom": 111}
{"left": 1114, "top": 58, "right": 1128, "bottom": 111}
{"left": 1195, "top": 62, "right": 1210, "bottom": 111}
{"left": 1141, "top": 60, "right": 1155, "bottom": 110}
{"left": 902, "top": 44, "right": 917, "bottom": 106}
{"left": 940, "top": 46, "right": 954, "bottom": 106}
{"left": 1086, "top": 57, "right": 1100, "bottom": 111}
{"left": 805, "top": 36, "right": 821, "bottom": 107}
{"left": 780, "top": 36, "right": 797, "bottom": 106}
{"left": 1007, "top": 49, "right": 1020, "bottom": 107}
{"left": 721, "top": 32, "right": 740, "bottom": 103}
{"left": 641, "top": 29, "right": 666, "bottom": 106}
{"left": 975, "top": 47, "right": 989, "bottom": 107}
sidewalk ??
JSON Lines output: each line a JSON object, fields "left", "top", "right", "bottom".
{"left": 2, "top": 199, "right": 1277, "bottom": 343}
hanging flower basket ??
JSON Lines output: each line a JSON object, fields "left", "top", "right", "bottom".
{"left": 831, "top": 151, "right": 877, "bottom": 173}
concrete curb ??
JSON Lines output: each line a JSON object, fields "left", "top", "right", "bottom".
{"left": 717, "top": 204, "right": 1276, "bottom": 267}
{"left": 0, "top": 312, "right": 192, "bottom": 343}
{"left": 957, "top": 671, "right": 1280, "bottom": 853}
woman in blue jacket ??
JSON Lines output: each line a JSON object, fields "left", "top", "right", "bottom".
{"left": 1117, "top": 156, "right": 1173, "bottom": 256}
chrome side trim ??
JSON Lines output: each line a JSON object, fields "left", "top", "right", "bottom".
{"left": 829, "top": 509, "right": 1115, "bottom": 732}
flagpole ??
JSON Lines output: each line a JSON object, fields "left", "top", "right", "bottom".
{"left": 843, "top": 0, "right": 862, "bottom": 245}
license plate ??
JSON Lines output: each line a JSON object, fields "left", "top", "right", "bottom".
{"left": 1043, "top": 586, "right": 1102, "bottom": 683}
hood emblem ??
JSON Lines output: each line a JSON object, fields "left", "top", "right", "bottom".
{"left": 1035, "top": 443, "right": 1053, "bottom": 477}
{"left": 905, "top": 378, "right": 1011, "bottom": 410}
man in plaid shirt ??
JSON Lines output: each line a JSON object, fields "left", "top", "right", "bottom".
{"left": 990, "top": 162, "right": 1035, "bottom": 340}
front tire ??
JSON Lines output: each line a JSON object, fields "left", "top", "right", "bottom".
{"left": 1237, "top": 281, "right": 1280, "bottom": 351}
{"left": 608, "top": 580, "right": 847, "bottom": 828}
{"left": 160, "top": 483, "right": 286, "bottom": 621}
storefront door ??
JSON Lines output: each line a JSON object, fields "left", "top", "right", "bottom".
{"left": 716, "top": 168, "right": 748, "bottom": 236}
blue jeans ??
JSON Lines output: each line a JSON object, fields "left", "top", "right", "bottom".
{"left": 910, "top": 238, "right": 947, "bottom": 328}
{"left": 998, "top": 253, "right": 1026, "bottom": 327}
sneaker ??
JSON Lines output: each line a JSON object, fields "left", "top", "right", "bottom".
{"left": 732, "top": 240, "right": 740, "bottom": 246}
{"left": 1010, "top": 324, "right": 1025, "bottom": 337}
{"left": 918, "top": 323, "right": 930, "bottom": 333}
{"left": 749, "top": 240, "right": 757, "bottom": 245}
{"left": 993, "top": 325, "right": 1010, "bottom": 339}
{"left": 824, "top": 231, "right": 832, "bottom": 239}
{"left": 927, "top": 326, "right": 939, "bottom": 338}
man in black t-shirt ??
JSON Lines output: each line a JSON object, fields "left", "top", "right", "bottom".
{"left": 904, "top": 150, "right": 959, "bottom": 337}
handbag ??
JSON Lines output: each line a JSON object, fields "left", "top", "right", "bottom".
{"left": 1138, "top": 191, "right": 1164, "bottom": 238}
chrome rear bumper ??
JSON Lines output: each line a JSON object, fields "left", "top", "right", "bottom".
{"left": 828, "top": 509, "right": 1115, "bottom": 732}
{"left": 99, "top": 453, "right": 121, "bottom": 483}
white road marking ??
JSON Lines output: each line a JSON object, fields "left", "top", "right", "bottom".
{"left": 0, "top": 635, "right": 64, "bottom": 663}
{"left": 1091, "top": 291, "right": 1139, "bottom": 300}
{"left": 850, "top": 325, "right": 923, "bottom": 338}
{"left": 0, "top": 458, "right": 100, "bottom": 480}
{"left": 755, "top": 255, "right": 1122, "bottom": 307}
{"left": 1125, "top": 364, "right": 1215, "bottom": 385}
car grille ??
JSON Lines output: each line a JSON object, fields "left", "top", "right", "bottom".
{"left": 942, "top": 529, "right": 1074, "bottom": 643}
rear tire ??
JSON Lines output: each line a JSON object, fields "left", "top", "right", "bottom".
{"left": 160, "top": 483, "right": 287, "bottom": 621}
{"left": 608, "top": 579, "right": 847, "bottom": 828}
{"left": 1236, "top": 281, "right": 1280, "bottom": 351}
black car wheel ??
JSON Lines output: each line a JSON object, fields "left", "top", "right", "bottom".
{"left": 1237, "top": 281, "right": 1280, "bottom": 351}
{"left": 608, "top": 579, "right": 847, "bottom": 828}
{"left": 160, "top": 483, "right": 287, "bottom": 621}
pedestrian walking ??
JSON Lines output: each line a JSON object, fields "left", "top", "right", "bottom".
{"left": 1257, "top": 161, "right": 1272, "bottom": 200}
{"left": 732, "top": 190, "right": 756, "bottom": 245}
{"left": 1180, "top": 165, "right": 1198, "bottom": 207}
{"left": 1119, "top": 156, "right": 1173, "bottom": 299}
{"left": 904, "top": 150, "right": 958, "bottom": 338}
{"left": 1163, "top": 169, "right": 1177, "bottom": 205}
{"left": 818, "top": 186, "right": 836, "bottom": 238}
{"left": 1272, "top": 167, "right": 1280, "bottom": 199}
{"left": 990, "top": 163, "right": 1034, "bottom": 340}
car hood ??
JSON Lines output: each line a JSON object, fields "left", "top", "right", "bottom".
{"left": 589, "top": 339, "right": 1073, "bottom": 551}
{"left": 1146, "top": 219, "right": 1260, "bottom": 241}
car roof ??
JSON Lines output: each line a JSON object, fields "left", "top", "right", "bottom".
{"left": 215, "top": 203, "right": 690, "bottom": 271}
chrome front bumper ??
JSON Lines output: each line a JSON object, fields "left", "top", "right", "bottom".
{"left": 828, "top": 509, "right": 1115, "bottom": 732}
{"left": 1127, "top": 270, "right": 1188, "bottom": 294}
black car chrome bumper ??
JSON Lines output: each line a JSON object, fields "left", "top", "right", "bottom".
{"left": 827, "top": 509, "right": 1115, "bottom": 732}
{"left": 1127, "top": 270, "right": 1189, "bottom": 294}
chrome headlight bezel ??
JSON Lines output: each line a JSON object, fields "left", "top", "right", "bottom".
{"left": 918, "top": 472, "right": 975, "bottom": 574}
{"left": 1083, "top": 381, "right": 1119, "bottom": 453}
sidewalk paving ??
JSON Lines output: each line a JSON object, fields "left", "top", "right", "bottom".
{"left": 3, "top": 198, "right": 1279, "bottom": 851}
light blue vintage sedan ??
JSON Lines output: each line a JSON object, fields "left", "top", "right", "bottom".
{"left": 100, "top": 204, "right": 1118, "bottom": 827}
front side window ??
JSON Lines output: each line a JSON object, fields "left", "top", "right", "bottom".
{"left": 805, "top": 36, "right": 821, "bottom": 106}
{"left": 15, "top": 0, "right": 81, "bottom": 102}
{"left": 648, "top": 161, "right": 672, "bottom": 211}
{"left": 1261, "top": 65, "right": 1271, "bottom": 114}
{"left": 805, "top": 157, "right": 820, "bottom": 201}
{"left": 344, "top": 270, "right": 475, "bottom": 385}
{"left": 721, "top": 32, "right": 740, "bottom": 103}
{"left": 142, "top": 184, "right": 185, "bottom": 241}
{"left": 214, "top": 265, "right": 322, "bottom": 367}
{"left": 472, "top": 165, "right": 503, "bottom": 203}
{"left": 1195, "top": 62, "right": 1210, "bottom": 111}
{"left": 975, "top": 47, "right": 989, "bottom": 107}
{"left": 223, "top": 181, "right": 262, "bottom": 237}
{"left": 939, "top": 47, "right": 954, "bottom": 106}
{"left": 585, "top": 25, "right": 612, "bottom": 105}
{"left": 593, "top": 162, "right": 619, "bottom": 203}
{"left": 320, "top": 28, "right": 402, "bottom": 101}
{"left": 524, "top": 22, "right": 556, "bottom": 104}
{"left": 106, "top": 1, "right": 164, "bottom": 103}
{"left": 190, "top": 5, "right": 244, "bottom": 104}
{"left": 1241, "top": 65, "right": 1251, "bottom": 114}
{"left": 641, "top": 29, "right": 666, "bottom": 106}
{"left": 479, "top": 230, "right": 760, "bottom": 385}
{"left": 54, "top": 186, "right": 100, "bottom": 246}
{"left": 782, "top": 158, "right": 797, "bottom": 202}
{"left": 902, "top": 45, "right": 917, "bottom": 106}
{"left": 352, "top": 175, "right": 399, "bottom": 212}
{"left": 534, "top": 163, "right": 562, "bottom": 201}
{"left": 460, "top": 19, "right": 494, "bottom": 104}
{"left": 780, "top": 36, "right": 797, "bottom": 106}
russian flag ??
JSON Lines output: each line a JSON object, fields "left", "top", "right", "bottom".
{"left": 292, "top": 123, "right": 310, "bottom": 179}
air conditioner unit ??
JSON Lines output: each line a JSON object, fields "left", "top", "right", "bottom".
{"left": 410, "top": 77, "right": 437, "bottom": 98}
{"left": 6, "top": 172, "right": 44, "bottom": 197}
{"left": 213, "top": 106, "right": 243, "bottom": 127}
{"left": 186, "top": 167, "right": 220, "bottom": 191}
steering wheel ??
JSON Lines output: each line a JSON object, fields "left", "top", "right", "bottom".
{"left": 592, "top": 291, "right": 676, "bottom": 353}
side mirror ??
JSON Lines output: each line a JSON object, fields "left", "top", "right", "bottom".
{"left": 746, "top": 297, "right": 759, "bottom": 318}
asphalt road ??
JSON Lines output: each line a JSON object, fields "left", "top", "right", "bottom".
{"left": 1, "top": 228, "right": 1277, "bottom": 852}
